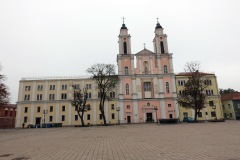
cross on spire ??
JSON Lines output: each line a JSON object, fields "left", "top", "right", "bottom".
{"left": 144, "top": 43, "right": 146, "bottom": 49}
{"left": 157, "top": 17, "right": 159, "bottom": 23}
{"left": 122, "top": 16, "right": 125, "bottom": 24}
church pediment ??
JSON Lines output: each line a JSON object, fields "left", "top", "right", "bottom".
{"left": 135, "top": 48, "right": 155, "bottom": 55}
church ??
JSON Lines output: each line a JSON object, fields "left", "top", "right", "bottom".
{"left": 15, "top": 20, "right": 222, "bottom": 128}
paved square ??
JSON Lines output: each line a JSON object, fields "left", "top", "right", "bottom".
{"left": 0, "top": 121, "right": 240, "bottom": 160}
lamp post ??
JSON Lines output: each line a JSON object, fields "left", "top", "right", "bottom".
{"left": 43, "top": 109, "right": 48, "bottom": 127}
{"left": 154, "top": 106, "right": 158, "bottom": 123}
{"left": 212, "top": 105, "right": 217, "bottom": 120}
{"left": 116, "top": 107, "right": 120, "bottom": 125}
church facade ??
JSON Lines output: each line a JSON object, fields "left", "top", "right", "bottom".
{"left": 117, "top": 22, "right": 178, "bottom": 124}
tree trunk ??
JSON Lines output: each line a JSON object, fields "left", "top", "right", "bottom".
{"left": 78, "top": 111, "right": 85, "bottom": 127}
{"left": 194, "top": 110, "right": 198, "bottom": 122}
{"left": 80, "top": 116, "right": 85, "bottom": 127}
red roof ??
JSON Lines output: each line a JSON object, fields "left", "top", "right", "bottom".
{"left": 221, "top": 92, "right": 240, "bottom": 101}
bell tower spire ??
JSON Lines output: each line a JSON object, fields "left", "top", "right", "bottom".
{"left": 118, "top": 17, "right": 131, "bottom": 55}
{"left": 153, "top": 18, "right": 169, "bottom": 54}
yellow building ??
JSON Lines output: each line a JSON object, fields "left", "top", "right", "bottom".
{"left": 16, "top": 77, "right": 119, "bottom": 128}
{"left": 221, "top": 92, "right": 240, "bottom": 120}
{"left": 175, "top": 73, "right": 223, "bottom": 121}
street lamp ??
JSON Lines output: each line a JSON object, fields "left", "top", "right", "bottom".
{"left": 116, "top": 107, "right": 120, "bottom": 125}
{"left": 43, "top": 109, "right": 48, "bottom": 127}
{"left": 154, "top": 106, "right": 158, "bottom": 123}
{"left": 212, "top": 105, "right": 217, "bottom": 120}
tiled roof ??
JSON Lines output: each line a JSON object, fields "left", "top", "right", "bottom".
{"left": 221, "top": 92, "right": 240, "bottom": 101}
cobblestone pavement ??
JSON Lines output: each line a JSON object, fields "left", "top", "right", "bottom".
{"left": 0, "top": 121, "right": 240, "bottom": 160}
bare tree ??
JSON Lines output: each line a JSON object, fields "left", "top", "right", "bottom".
{"left": 87, "top": 64, "right": 119, "bottom": 125}
{"left": 178, "top": 61, "right": 210, "bottom": 122}
{"left": 71, "top": 86, "right": 91, "bottom": 127}
{"left": 0, "top": 64, "right": 10, "bottom": 108}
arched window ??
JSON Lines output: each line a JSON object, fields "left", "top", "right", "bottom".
{"left": 160, "top": 41, "right": 165, "bottom": 53}
{"left": 123, "top": 42, "right": 127, "bottom": 54}
{"left": 164, "top": 65, "right": 168, "bottom": 73}
{"left": 124, "top": 66, "right": 129, "bottom": 75}
{"left": 166, "top": 82, "right": 170, "bottom": 93}
{"left": 126, "top": 84, "right": 129, "bottom": 95}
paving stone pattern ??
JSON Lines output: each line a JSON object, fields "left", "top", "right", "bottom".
{"left": 0, "top": 121, "right": 240, "bottom": 160}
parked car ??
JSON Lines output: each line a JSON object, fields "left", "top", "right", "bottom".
{"left": 183, "top": 117, "right": 194, "bottom": 122}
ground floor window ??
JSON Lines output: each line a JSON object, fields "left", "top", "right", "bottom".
{"left": 49, "top": 116, "right": 53, "bottom": 122}
{"left": 75, "top": 115, "right": 78, "bottom": 121}
{"left": 62, "top": 115, "right": 65, "bottom": 121}
{"left": 112, "top": 113, "right": 115, "bottom": 119}
{"left": 87, "top": 114, "right": 91, "bottom": 120}
{"left": 198, "top": 112, "right": 202, "bottom": 118}
{"left": 211, "top": 112, "right": 216, "bottom": 117}
{"left": 183, "top": 112, "right": 188, "bottom": 118}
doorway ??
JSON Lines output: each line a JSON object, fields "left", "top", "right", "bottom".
{"left": 127, "top": 116, "right": 131, "bottom": 123}
{"left": 169, "top": 114, "right": 173, "bottom": 119}
{"left": 146, "top": 113, "right": 153, "bottom": 122}
{"left": 35, "top": 117, "right": 41, "bottom": 125}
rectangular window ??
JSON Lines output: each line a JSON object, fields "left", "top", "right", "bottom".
{"left": 204, "top": 80, "right": 212, "bottom": 86}
{"left": 50, "top": 85, "right": 55, "bottom": 90}
{"left": 87, "top": 92, "right": 91, "bottom": 98}
{"left": 24, "top": 94, "right": 30, "bottom": 101}
{"left": 37, "top": 107, "right": 41, "bottom": 113}
{"left": 10, "top": 111, "right": 13, "bottom": 116}
{"left": 37, "top": 85, "right": 43, "bottom": 91}
{"left": 111, "top": 104, "right": 115, "bottom": 110}
{"left": 62, "top": 115, "right": 65, "bottom": 121}
{"left": 50, "top": 106, "right": 53, "bottom": 112}
{"left": 49, "top": 116, "right": 53, "bottom": 122}
{"left": 62, "top": 106, "right": 65, "bottom": 112}
{"left": 37, "top": 94, "right": 42, "bottom": 100}
{"left": 198, "top": 112, "right": 202, "bottom": 117}
{"left": 206, "top": 90, "right": 214, "bottom": 95}
{"left": 75, "top": 115, "right": 78, "bottom": 121}
{"left": 238, "top": 104, "right": 240, "bottom": 108}
{"left": 127, "top": 105, "right": 130, "bottom": 109}
{"left": 49, "top": 94, "right": 55, "bottom": 100}
{"left": 99, "top": 114, "right": 103, "bottom": 120}
{"left": 209, "top": 101, "right": 214, "bottom": 106}
{"left": 228, "top": 104, "right": 231, "bottom": 109}
{"left": 222, "top": 105, "right": 225, "bottom": 109}
{"left": 211, "top": 111, "right": 216, "bottom": 117}
{"left": 25, "top": 86, "right": 31, "bottom": 91}
{"left": 87, "top": 114, "right": 91, "bottom": 120}
{"left": 74, "top": 84, "right": 80, "bottom": 89}
{"left": 24, "top": 116, "right": 27, "bottom": 123}
{"left": 178, "top": 80, "right": 185, "bottom": 86}
{"left": 168, "top": 104, "right": 171, "bottom": 107}
{"left": 61, "top": 93, "right": 67, "bottom": 99}
{"left": 206, "top": 112, "right": 208, "bottom": 115}
{"left": 183, "top": 112, "right": 188, "bottom": 118}
{"left": 112, "top": 113, "right": 115, "bottom": 119}
{"left": 62, "top": 84, "right": 67, "bottom": 90}
{"left": 144, "top": 82, "right": 151, "bottom": 91}
{"left": 24, "top": 107, "right": 28, "bottom": 113}
{"left": 86, "top": 84, "right": 91, "bottom": 89}
{"left": 230, "top": 113, "right": 232, "bottom": 117}
{"left": 110, "top": 92, "right": 115, "bottom": 98}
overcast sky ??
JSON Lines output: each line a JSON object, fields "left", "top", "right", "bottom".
{"left": 1, "top": 0, "right": 240, "bottom": 103}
